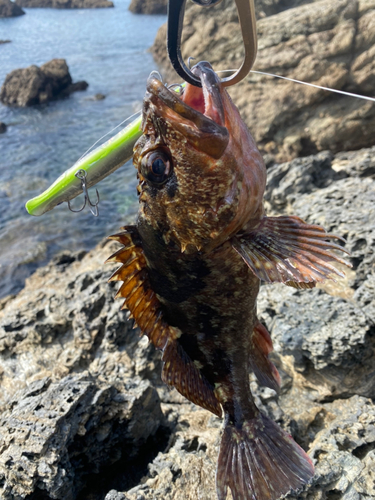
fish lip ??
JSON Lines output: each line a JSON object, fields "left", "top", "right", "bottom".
{"left": 146, "top": 63, "right": 227, "bottom": 137}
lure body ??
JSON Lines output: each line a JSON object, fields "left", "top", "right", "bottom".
{"left": 108, "top": 62, "right": 350, "bottom": 500}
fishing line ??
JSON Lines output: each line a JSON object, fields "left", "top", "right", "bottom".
{"left": 218, "top": 69, "right": 375, "bottom": 103}
{"left": 78, "top": 109, "right": 142, "bottom": 162}
{"left": 79, "top": 68, "right": 374, "bottom": 163}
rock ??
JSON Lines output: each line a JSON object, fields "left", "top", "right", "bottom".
{"left": 0, "top": 59, "right": 88, "bottom": 107}
{"left": 0, "top": 122, "right": 7, "bottom": 133}
{"left": 0, "top": 376, "right": 163, "bottom": 500}
{"left": 15, "top": 0, "right": 113, "bottom": 7}
{"left": 0, "top": 0, "right": 24, "bottom": 17}
{"left": 94, "top": 92, "right": 105, "bottom": 100}
{"left": 0, "top": 40, "right": 11, "bottom": 44}
{"left": 151, "top": 0, "right": 375, "bottom": 162}
{"left": 129, "top": 0, "right": 167, "bottom": 15}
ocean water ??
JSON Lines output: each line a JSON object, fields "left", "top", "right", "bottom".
{"left": 0, "top": 1, "right": 166, "bottom": 298}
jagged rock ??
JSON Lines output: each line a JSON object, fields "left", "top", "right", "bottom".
{"left": 129, "top": 0, "right": 167, "bottom": 15}
{"left": 0, "top": 376, "right": 163, "bottom": 500}
{"left": 0, "top": 0, "right": 24, "bottom": 17}
{"left": 0, "top": 59, "right": 88, "bottom": 107}
{"left": 0, "top": 122, "right": 6, "bottom": 133}
{"left": 151, "top": 0, "right": 375, "bottom": 162}
{"left": 15, "top": 0, "right": 113, "bottom": 8}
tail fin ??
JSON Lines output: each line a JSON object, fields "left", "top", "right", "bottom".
{"left": 216, "top": 413, "right": 314, "bottom": 500}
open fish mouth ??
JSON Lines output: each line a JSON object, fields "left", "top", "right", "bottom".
{"left": 146, "top": 61, "right": 229, "bottom": 158}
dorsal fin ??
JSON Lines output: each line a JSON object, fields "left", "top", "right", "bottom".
{"left": 107, "top": 226, "right": 222, "bottom": 417}
{"left": 232, "top": 215, "right": 352, "bottom": 286}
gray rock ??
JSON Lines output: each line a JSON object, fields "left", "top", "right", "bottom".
{"left": 0, "top": 59, "right": 88, "bottom": 107}
{"left": 0, "top": 0, "right": 24, "bottom": 17}
{"left": 0, "top": 375, "right": 162, "bottom": 500}
{"left": 0, "top": 122, "right": 6, "bottom": 133}
{"left": 15, "top": 0, "right": 113, "bottom": 8}
{"left": 129, "top": 0, "right": 167, "bottom": 15}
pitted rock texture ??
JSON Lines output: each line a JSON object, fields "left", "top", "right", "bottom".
{"left": 151, "top": 0, "right": 375, "bottom": 162}
{"left": 0, "top": 147, "right": 374, "bottom": 498}
{"left": 0, "top": 59, "right": 88, "bottom": 107}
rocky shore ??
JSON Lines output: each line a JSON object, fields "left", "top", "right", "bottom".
{"left": 15, "top": 0, "right": 113, "bottom": 8}
{"left": 0, "top": 144, "right": 374, "bottom": 499}
{"left": 0, "top": 59, "right": 88, "bottom": 107}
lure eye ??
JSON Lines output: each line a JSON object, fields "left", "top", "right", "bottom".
{"left": 141, "top": 150, "right": 172, "bottom": 185}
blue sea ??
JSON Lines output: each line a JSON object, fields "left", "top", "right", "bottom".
{"left": 0, "top": 1, "right": 166, "bottom": 298}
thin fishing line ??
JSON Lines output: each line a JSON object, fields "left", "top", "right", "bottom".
{"left": 78, "top": 109, "right": 142, "bottom": 161}
{"left": 217, "top": 69, "right": 375, "bottom": 103}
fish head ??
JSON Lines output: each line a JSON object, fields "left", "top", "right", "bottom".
{"left": 134, "top": 61, "right": 266, "bottom": 253}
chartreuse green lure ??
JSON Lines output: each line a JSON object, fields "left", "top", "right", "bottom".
{"left": 25, "top": 114, "right": 142, "bottom": 216}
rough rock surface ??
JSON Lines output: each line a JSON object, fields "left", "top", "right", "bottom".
{"left": 0, "top": 0, "right": 24, "bottom": 17}
{"left": 0, "top": 145, "right": 374, "bottom": 498}
{"left": 15, "top": 0, "right": 113, "bottom": 8}
{"left": 0, "top": 59, "right": 88, "bottom": 107}
{"left": 151, "top": 0, "right": 375, "bottom": 162}
{"left": 129, "top": 0, "right": 167, "bottom": 15}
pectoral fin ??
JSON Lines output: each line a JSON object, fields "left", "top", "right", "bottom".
{"left": 232, "top": 215, "right": 351, "bottom": 286}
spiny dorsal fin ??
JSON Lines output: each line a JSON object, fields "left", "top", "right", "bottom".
{"left": 107, "top": 226, "right": 222, "bottom": 417}
{"left": 162, "top": 339, "right": 222, "bottom": 417}
{"left": 232, "top": 215, "right": 351, "bottom": 286}
{"left": 107, "top": 226, "right": 170, "bottom": 350}
{"left": 250, "top": 321, "right": 281, "bottom": 393}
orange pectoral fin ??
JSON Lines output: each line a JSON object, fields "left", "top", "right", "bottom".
{"left": 232, "top": 215, "right": 352, "bottom": 286}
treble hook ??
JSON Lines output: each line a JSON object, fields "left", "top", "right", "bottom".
{"left": 167, "top": 0, "right": 257, "bottom": 88}
{"left": 67, "top": 169, "right": 100, "bottom": 217}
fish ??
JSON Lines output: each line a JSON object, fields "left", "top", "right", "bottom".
{"left": 107, "top": 61, "right": 351, "bottom": 500}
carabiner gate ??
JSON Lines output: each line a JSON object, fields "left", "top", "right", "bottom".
{"left": 167, "top": 0, "right": 257, "bottom": 87}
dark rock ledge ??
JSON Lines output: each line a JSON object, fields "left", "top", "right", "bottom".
{"left": 0, "top": 59, "right": 88, "bottom": 107}
{"left": 0, "top": 146, "right": 374, "bottom": 499}
{"left": 0, "top": 0, "right": 24, "bottom": 17}
{"left": 15, "top": 0, "right": 113, "bottom": 8}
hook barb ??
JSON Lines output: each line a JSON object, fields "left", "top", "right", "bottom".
{"left": 67, "top": 169, "right": 100, "bottom": 217}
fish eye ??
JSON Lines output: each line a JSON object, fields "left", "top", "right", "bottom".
{"left": 141, "top": 150, "right": 172, "bottom": 185}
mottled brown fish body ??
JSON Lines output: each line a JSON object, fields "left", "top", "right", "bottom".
{"left": 108, "top": 61, "right": 351, "bottom": 500}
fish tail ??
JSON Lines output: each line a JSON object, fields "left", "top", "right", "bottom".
{"left": 216, "top": 413, "right": 314, "bottom": 500}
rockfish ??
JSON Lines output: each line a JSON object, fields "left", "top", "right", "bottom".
{"left": 107, "top": 61, "right": 350, "bottom": 500}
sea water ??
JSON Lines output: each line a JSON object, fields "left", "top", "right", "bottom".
{"left": 0, "top": 0, "right": 166, "bottom": 298}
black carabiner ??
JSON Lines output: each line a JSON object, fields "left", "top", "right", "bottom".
{"left": 167, "top": 0, "right": 257, "bottom": 88}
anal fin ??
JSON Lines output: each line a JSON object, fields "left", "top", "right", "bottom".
{"left": 250, "top": 321, "right": 281, "bottom": 393}
{"left": 162, "top": 339, "right": 222, "bottom": 418}
{"left": 232, "top": 215, "right": 351, "bottom": 286}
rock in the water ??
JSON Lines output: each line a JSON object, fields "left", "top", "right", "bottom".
{"left": 0, "top": 39, "right": 11, "bottom": 43}
{"left": 0, "top": 0, "right": 24, "bottom": 17}
{"left": 129, "top": 0, "right": 167, "bottom": 14}
{"left": 15, "top": 0, "right": 113, "bottom": 7}
{"left": 0, "top": 59, "right": 88, "bottom": 107}
{"left": 0, "top": 122, "right": 7, "bottom": 133}
{"left": 151, "top": 0, "right": 375, "bottom": 162}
